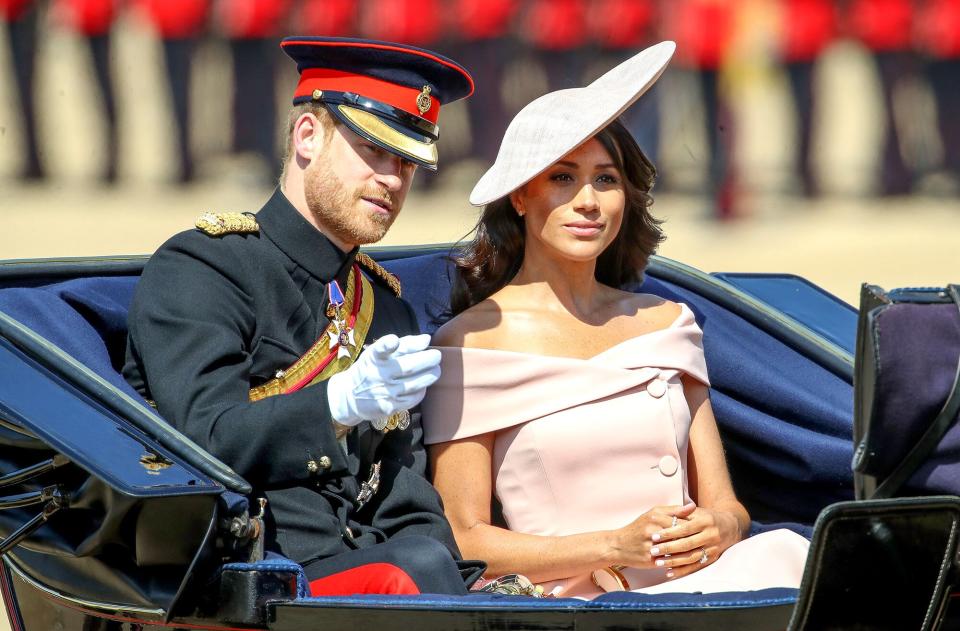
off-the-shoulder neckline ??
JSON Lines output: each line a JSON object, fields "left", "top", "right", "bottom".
{"left": 432, "top": 303, "right": 694, "bottom": 362}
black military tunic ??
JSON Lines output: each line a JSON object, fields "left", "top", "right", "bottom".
{"left": 123, "top": 189, "right": 468, "bottom": 582}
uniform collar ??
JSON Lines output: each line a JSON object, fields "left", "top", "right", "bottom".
{"left": 257, "top": 188, "right": 358, "bottom": 283}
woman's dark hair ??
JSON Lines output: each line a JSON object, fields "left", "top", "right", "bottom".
{"left": 449, "top": 118, "right": 664, "bottom": 316}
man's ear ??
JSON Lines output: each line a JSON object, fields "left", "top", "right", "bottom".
{"left": 293, "top": 112, "right": 326, "bottom": 163}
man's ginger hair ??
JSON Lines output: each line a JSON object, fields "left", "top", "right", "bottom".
{"left": 279, "top": 103, "right": 338, "bottom": 182}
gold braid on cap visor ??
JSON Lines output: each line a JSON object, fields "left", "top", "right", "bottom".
{"left": 337, "top": 105, "right": 438, "bottom": 166}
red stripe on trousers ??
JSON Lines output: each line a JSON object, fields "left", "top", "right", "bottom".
{"left": 308, "top": 562, "right": 420, "bottom": 596}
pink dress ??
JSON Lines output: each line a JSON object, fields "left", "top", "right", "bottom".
{"left": 422, "top": 303, "right": 809, "bottom": 598}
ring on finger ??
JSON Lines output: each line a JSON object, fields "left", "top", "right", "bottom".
{"left": 699, "top": 548, "right": 709, "bottom": 565}
{"left": 671, "top": 515, "right": 678, "bottom": 528}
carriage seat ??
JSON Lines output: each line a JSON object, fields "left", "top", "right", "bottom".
{"left": 0, "top": 252, "right": 807, "bottom": 621}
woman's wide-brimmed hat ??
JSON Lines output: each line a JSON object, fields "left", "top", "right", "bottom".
{"left": 469, "top": 41, "right": 676, "bottom": 206}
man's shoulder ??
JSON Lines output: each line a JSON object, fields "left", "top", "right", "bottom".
{"left": 356, "top": 252, "right": 402, "bottom": 299}
{"left": 136, "top": 213, "right": 275, "bottom": 305}
{"left": 151, "top": 213, "right": 266, "bottom": 265}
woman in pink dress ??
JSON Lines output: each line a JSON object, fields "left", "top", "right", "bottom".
{"left": 420, "top": 43, "right": 809, "bottom": 599}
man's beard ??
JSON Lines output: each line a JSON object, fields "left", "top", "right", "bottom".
{"left": 304, "top": 154, "right": 399, "bottom": 247}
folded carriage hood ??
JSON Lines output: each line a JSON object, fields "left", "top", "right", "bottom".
{"left": 0, "top": 308, "right": 233, "bottom": 616}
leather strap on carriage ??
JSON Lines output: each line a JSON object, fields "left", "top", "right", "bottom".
{"left": 248, "top": 264, "right": 375, "bottom": 402}
{"left": 873, "top": 284, "right": 960, "bottom": 499}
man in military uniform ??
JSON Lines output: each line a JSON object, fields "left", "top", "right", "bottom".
{"left": 123, "top": 37, "right": 482, "bottom": 596}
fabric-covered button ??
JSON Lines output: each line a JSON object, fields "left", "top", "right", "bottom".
{"left": 647, "top": 379, "right": 667, "bottom": 398}
{"left": 658, "top": 455, "right": 679, "bottom": 476}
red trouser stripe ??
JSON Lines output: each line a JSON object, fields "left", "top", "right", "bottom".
{"left": 308, "top": 562, "right": 421, "bottom": 596}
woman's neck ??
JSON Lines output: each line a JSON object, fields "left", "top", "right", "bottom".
{"left": 510, "top": 247, "right": 605, "bottom": 320}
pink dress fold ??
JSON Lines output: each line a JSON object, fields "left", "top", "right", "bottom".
{"left": 422, "top": 303, "right": 809, "bottom": 598}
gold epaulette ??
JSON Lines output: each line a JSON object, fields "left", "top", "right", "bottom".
{"left": 195, "top": 212, "right": 259, "bottom": 237}
{"left": 356, "top": 252, "right": 402, "bottom": 298}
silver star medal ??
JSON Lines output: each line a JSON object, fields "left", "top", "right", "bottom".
{"left": 326, "top": 280, "right": 355, "bottom": 359}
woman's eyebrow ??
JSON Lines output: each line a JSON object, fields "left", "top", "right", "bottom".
{"left": 554, "top": 160, "right": 618, "bottom": 169}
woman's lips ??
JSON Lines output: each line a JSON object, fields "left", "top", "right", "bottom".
{"left": 563, "top": 221, "right": 603, "bottom": 236}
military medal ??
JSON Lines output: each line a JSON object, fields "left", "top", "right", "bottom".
{"left": 370, "top": 410, "right": 411, "bottom": 433}
{"left": 326, "top": 280, "right": 356, "bottom": 359}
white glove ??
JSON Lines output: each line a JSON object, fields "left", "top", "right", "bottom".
{"left": 326, "top": 334, "right": 441, "bottom": 427}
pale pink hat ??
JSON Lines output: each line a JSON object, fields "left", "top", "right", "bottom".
{"left": 469, "top": 41, "right": 676, "bottom": 207}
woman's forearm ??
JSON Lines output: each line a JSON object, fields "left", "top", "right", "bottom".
{"left": 455, "top": 520, "right": 618, "bottom": 583}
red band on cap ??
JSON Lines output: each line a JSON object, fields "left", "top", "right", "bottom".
{"left": 294, "top": 69, "right": 440, "bottom": 124}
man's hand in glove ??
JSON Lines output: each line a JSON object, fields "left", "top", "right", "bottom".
{"left": 327, "top": 333, "right": 441, "bottom": 426}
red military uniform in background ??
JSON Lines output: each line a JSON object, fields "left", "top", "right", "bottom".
{"left": 139, "top": 0, "right": 208, "bottom": 38}
{"left": 58, "top": 0, "right": 116, "bottom": 35}
{"left": 665, "top": 0, "right": 735, "bottom": 70}
{"left": 918, "top": 0, "right": 960, "bottom": 180}
{"left": 523, "top": 0, "right": 587, "bottom": 52}
{"left": 781, "top": 0, "right": 836, "bottom": 63}
{"left": 360, "top": 0, "right": 441, "bottom": 46}
{"left": 296, "top": 0, "right": 357, "bottom": 37}
{"left": 0, "top": 0, "right": 33, "bottom": 20}
{"left": 918, "top": 0, "right": 960, "bottom": 57}
{"left": 523, "top": 0, "right": 588, "bottom": 91}
{"left": 846, "top": 0, "right": 913, "bottom": 52}
{"left": 217, "top": 0, "right": 289, "bottom": 39}
{"left": 589, "top": 0, "right": 656, "bottom": 52}
{"left": 780, "top": 0, "right": 837, "bottom": 197}
{"left": 844, "top": 0, "right": 916, "bottom": 195}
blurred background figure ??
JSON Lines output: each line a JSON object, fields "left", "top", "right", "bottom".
{"left": 57, "top": 0, "right": 119, "bottom": 183}
{"left": 1, "top": 0, "right": 43, "bottom": 180}
{"left": 218, "top": 0, "right": 290, "bottom": 184}
{"left": 845, "top": 0, "right": 917, "bottom": 196}
{"left": 587, "top": 0, "right": 661, "bottom": 166}
{"left": 917, "top": 0, "right": 960, "bottom": 190}
{"left": 445, "top": 0, "right": 517, "bottom": 166}
{"left": 664, "top": 0, "right": 738, "bottom": 219}
{"left": 138, "top": 0, "right": 209, "bottom": 184}
{"left": 778, "top": 0, "right": 837, "bottom": 198}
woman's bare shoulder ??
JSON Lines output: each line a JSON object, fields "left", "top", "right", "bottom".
{"left": 618, "top": 292, "right": 683, "bottom": 328}
{"left": 431, "top": 299, "right": 506, "bottom": 348}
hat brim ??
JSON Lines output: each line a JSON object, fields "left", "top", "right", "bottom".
{"left": 332, "top": 104, "right": 439, "bottom": 169}
{"left": 469, "top": 41, "right": 676, "bottom": 206}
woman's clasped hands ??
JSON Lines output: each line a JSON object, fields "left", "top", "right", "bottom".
{"left": 608, "top": 502, "right": 742, "bottom": 580}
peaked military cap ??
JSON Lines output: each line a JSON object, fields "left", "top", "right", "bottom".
{"left": 281, "top": 36, "right": 474, "bottom": 170}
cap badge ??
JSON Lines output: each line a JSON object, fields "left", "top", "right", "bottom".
{"left": 416, "top": 85, "right": 432, "bottom": 115}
